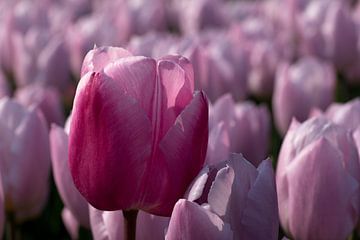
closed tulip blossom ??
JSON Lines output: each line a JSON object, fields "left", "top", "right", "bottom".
{"left": 69, "top": 46, "right": 209, "bottom": 217}
{"left": 326, "top": 98, "right": 360, "bottom": 132}
{"left": 0, "top": 97, "right": 50, "bottom": 222}
{"left": 50, "top": 123, "right": 90, "bottom": 239}
{"left": 208, "top": 94, "right": 270, "bottom": 166}
{"left": 273, "top": 56, "right": 335, "bottom": 135}
{"left": 90, "top": 207, "right": 169, "bottom": 240}
{"left": 277, "top": 117, "right": 360, "bottom": 240}
{"left": 166, "top": 153, "right": 279, "bottom": 240}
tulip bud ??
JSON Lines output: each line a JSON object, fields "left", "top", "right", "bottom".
{"left": 166, "top": 154, "right": 279, "bottom": 240}
{"left": 326, "top": 98, "right": 360, "bottom": 132}
{"left": 277, "top": 117, "right": 360, "bottom": 239}
{"left": 273, "top": 56, "right": 335, "bottom": 135}
{"left": 0, "top": 97, "right": 50, "bottom": 222}
{"left": 209, "top": 94, "right": 271, "bottom": 166}
{"left": 69, "top": 47, "right": 209, "bottom": 216}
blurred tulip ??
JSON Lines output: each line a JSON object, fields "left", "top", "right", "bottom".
{"left": 15, "top": 84, "right": 64, "bottom": 126}
{"left": 50, "top": 124, "right": 90, "bottom": 238}
{"left": 175, "top": 0, "right": 226, "bottom": 34}
{"left": 277, "top": 117, "right": 360, "bottom": 240}
{"left": 0, "top": 173, "right": 4, "bottom": 238}
{"left": 208, "top": 94, "right": 270, "bottom": 166}
{"left": 166, "top": 153, "right": 279, "bottom": 240}
{"left": 300, "top": 0, "right": 357, "bottom": 69}
{"left": 273, "top": 56, "right": 335, "bottom": 135}
{"left": 90, "top": 207, "right": 169, "bottom": 240}
{"left": 0, "top": 97, "right": 50, "bottom": 222}
{"left": 69, "top": 47, "right": 209, "bottom": 216}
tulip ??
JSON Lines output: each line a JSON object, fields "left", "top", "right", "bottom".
{"left": 0, "top": 97, "right": 50, "bottom": 222}
{"left": 273, "top": 56, "right": 335, "bottom": 135}
{"left": 89, "top": 207, "right": 169, "bottom": 240}
{"left": 50, "top": 123, "right": 90, "bottom": 239}
{"left": 166, "top": 153, "right": 279, "bottom": 240}
{"left": 208, "top": 94, "right": 270, "bottom": 166}
{"left": 69, "top": 46, "right": 209, "bottom": 216}
{"left": 15, "top": 84, "right": 65, "bottom": 126}
{"left": 0, "top": 173, "right": 4, "bottom": 238}
{"left": 300, "top": 0, "right": 357, "bottom": 69}
{"left": 326, "top": 98, "right": 360, "bottom": 132}
{"left": 276, "top": 117, "right": 360, "bottom": 240}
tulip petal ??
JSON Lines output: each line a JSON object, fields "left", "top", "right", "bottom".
{"left": 286, "top": 138, "right": 359, "bottom": 240}
{"left": 157, "top": 91, "right": 208, "bottom": 215}
{"left": 166, "top": 199, "right": 232, "bottom": 240}
{"left": 62, "top": 208, "right": 79, "bottom": 240}
{"left": 137, "top": 211, "right": 169, "bottom": 240}
{"left": 50, "top": 124, "right": 89, "bottom": 228}
{"left": 239, "top": 159, "right": 279, "bottom": 240}
{"left": 69, "top": 72, "right": 152, "bottom": 210}
{"left": 89, "top": 206, "right": 124, "bottom": 240}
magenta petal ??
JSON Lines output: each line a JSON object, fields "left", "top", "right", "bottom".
{"left": 104, "top": 56, "right": 157, "bottom": 118}
{"left": 81, "top": 46, "right": 133, "bottom": 77}
{"left": 50, "top": 125, "right": 89, "bottom": 228}
{"left": 158, "top": 91, "right": 208, "bottom": 215}
{"left": 69, "top": 72, "right": 152, "bottom": 210}
{"left": 166, "top": 199, "right": 232, "bottom": 240}
{"left": 286, "top": 138, "right": 359, "bottom": 240}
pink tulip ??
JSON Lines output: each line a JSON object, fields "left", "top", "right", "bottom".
{"left": 50, "top": 124, "right": 90, "bottom": 238}
{"left": 277, "top": 117, "right": 360, "bottom": 240}
{"left": 174, "top": 0, "right": 226, "bottom": 34}
{"left": 69, "top": 46, "right": 209, "bottom": 216}
{"left": 300, "top": 0, "right": 357, "bottom": 69}
{"left": 89, "top": 207, "right": 169, "bottom": 240}
{"left": 273, "top": 56, "right": 335, "bottom": 135}
{"left": 15, "top": 84, "right": 65, "bottom": 126}
{"left": 208, "top": 94, "right": 270, "bottom": 166}
{"left": 326, "top": 98, "right": 360, "bottom": 132}
{"left": 166, "top": 154, "right": 279, "bottom": 240}
{"left": 0, "top": 97, "right": 50, "bottom": 222}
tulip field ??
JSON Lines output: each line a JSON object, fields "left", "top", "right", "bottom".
{"left": 1, "top": 0, "right": 360, "bottom": 239}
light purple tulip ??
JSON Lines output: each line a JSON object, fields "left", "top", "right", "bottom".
{"left": 0, "top": 97, "right": 50, "bottom": 222}
{"left": 300, "top": 0, "right": 357, "bottom": 69}
{"left": 175, "top": 0, "right": 226, "bottom": 34}
{"left": 166, "top": 153, "right": 279, "bottom": 240}
{"left": 50, "top": 124, "right": 90, "bottom": 238}
{"left": 15, "top": 84, "right": 64, "bottom": 126}
{"left": 326, "top": 98, "right": 360, "bottom": 132}
{"left": 273, "top": 56, "right": 336, "bottom": 135}
{"left": 277, "top": 117, "right": 360, "bottom": 240}
{"left": 89, "top": 207, "right": 169, "bottom": 240}
{"left": 69, "top": 47, "right": 208, "bottom": 216}
{"left": 208, "top": 94, "right": 271, "bottom": 166}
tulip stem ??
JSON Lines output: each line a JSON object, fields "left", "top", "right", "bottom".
{"left": 6, "top": 212, "right": 17, "bottom": 240}
{"left": 123, "top": 210, "right": 138, "bottom": 240}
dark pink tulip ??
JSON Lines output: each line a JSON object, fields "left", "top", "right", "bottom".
{"left": 273, "top": 56, "right": 335, "bottom": 135}
{"left": 50, "top": 124, "right": 90, "bottom": 238}
{"left": 15, "top": 84, "right": 65, "bottom": 126}
{"left": 277, "top": 117, "right": 360, "bottom": 240}
{"left": 0, "top": 97, "right": 50, "bottom": 222}
{"left": 166, "top": 154, "right": 279, "bottom": 240}
{"left": 70, "top": 47, "right": 209, "bottom": 216}
{"left": 89, "top": 207, "right": 169, "bottom": 240}
{"left": 208, "top": 94, "right": 270, "bottom": 166}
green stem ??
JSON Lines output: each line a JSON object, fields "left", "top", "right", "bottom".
{"left": 123, "top": 210, "right": 138, "bottom": 240}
